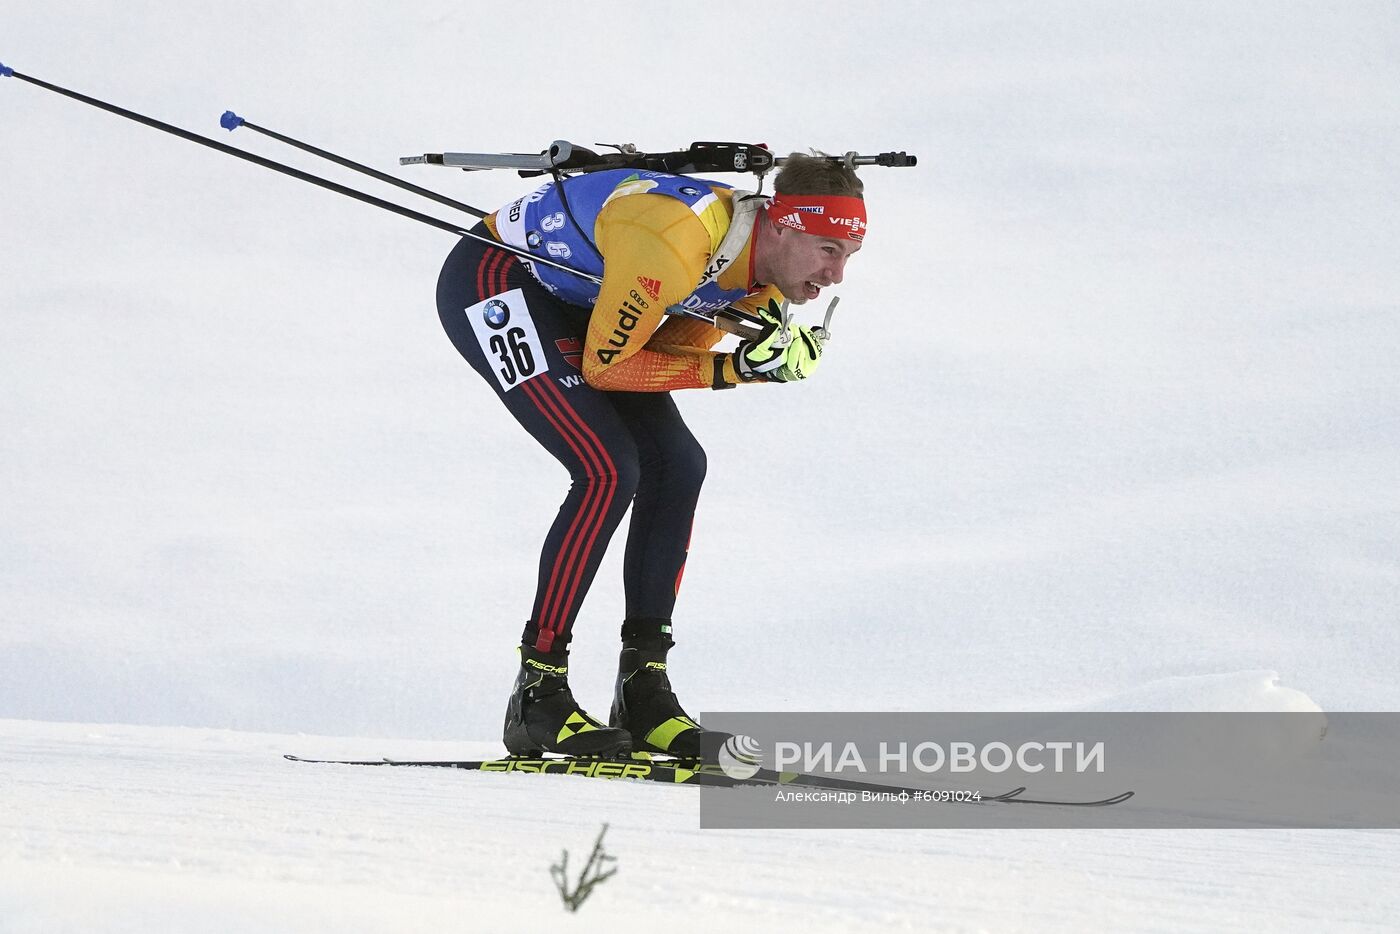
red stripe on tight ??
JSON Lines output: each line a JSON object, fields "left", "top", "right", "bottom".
{"left": 487, "top": 249, "right": 510, "bottom": 296}
{"left": 499, "top": 248, "right": 613, "bottom": 649}
{"left": 487, "top": 248, "right": 595, "bottom": 650}
{"left": 528, "top": 377, "right": 618, "bottom": 643}
{"left": 518, "top": 377, "right": 600, "bottom": 642}
{"left": 674, "top": 520, "right": 695, "bottom": 596}
{"left": 513, "top": 272, "right": 620, "bottom": 645}
{"left": 494, "top": 254, "right": 518, "bottom": 295}
{"left": 476, "top": 245, "right": 504, "bottom": 301}
{"left": 519, "top": 377, "right": 613, "bottom": 647}
{"left": 536, "top": 377, "right": 619, "bottom": 641}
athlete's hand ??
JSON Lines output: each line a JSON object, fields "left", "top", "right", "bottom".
{"left": 733, "top": 300, "right": 824, "bottom": 383}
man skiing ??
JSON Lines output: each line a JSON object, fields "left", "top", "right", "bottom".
{"left": 435, "top": 153, "right": 864, "bottom": 759}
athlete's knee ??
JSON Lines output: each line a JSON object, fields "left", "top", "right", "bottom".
{"left": 569, "top": 448, "right": 642, "bottom": 503}
{"left": 612, "top": 453, "right": 643, "bottom": 501}
{"left": 666, "top": 433, "right": 707, "bottom": 495}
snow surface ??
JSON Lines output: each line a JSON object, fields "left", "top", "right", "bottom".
{"left": 3, "top": 710, "right": 1399, "bottom": 934}
{"left": 3, "top": 1, "right": 1398, "bottom": 929}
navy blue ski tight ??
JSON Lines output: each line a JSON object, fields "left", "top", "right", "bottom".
{"left": 436, "top": 231, "right": 705, "bottom": 652}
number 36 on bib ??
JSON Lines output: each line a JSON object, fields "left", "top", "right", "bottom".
{"left": 463, "top": 289, "right": 550, "bottom": 392}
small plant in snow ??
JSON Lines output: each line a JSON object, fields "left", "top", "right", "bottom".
{"left": 551, "top": 823, "right": 617, "bottom": 912}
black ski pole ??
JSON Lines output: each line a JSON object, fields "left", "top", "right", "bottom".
{"left": 0, "top": 64, "right": 485, "bottom": 238}
{"left": 219, "top": 110, "right": 487, "bottom": 219}
{"left": 0, "top": 64, "right": 760, "bottom": 338}
{"left": 0, "top": 66, "right": 608, "bottom": 276}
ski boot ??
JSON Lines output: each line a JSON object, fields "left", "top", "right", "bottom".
{"left": 609, "top": 639, "right": 729, "bottom": 759}
{"left": 503, "top": 645, "right": 632, "bottom": 758}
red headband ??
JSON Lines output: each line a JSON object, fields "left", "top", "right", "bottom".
{"left": 767, "top": 194, "right": 867, "bottom": 242}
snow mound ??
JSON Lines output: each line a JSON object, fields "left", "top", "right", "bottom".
{"left": 1069, "top": 671, "right": 1328, "bottom": 766}
{"left": 1076, "top": 670, "right": 1324, "bottom": 713}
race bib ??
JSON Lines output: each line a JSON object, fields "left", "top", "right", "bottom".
{"left": 463, "top": 288, "right": 550, "bottom": 392}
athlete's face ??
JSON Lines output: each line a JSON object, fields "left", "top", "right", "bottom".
{"left": 757, "top": 221, "right": 861, "bottom": 304}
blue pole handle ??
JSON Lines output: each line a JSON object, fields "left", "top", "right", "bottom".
{"left": 0, "top": 63, "right": 15, "bottom": 78}
{"left": 220, "top": 110, "right": 245, "bottom": 131}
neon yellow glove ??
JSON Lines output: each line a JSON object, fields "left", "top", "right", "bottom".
{"left": 733, "top": 300, "right": 824, "bottom": 383}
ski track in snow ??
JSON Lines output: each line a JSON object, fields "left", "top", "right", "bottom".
{"left": 3, "top": 718, "right": 1398, "bottom": 933}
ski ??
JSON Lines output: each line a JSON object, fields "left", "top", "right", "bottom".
{"left": 999, "top": 789, "right": 1136, "bottom": 807}
{"left": 377, "top": 757, "right": 1032, "bottom": 802}
{"left": 287, "top": 754, "right": 790, "bottom": 789}
{"left": 284, "top": 755, "right": 1131, "bottom": 807}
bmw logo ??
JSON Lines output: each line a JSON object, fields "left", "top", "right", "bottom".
{"left": 483, "top": 299, "right": 510, "bottom": 329}
{"left": 679, "top": 186, "right": 700, "bottom": 196}
{"left": 526, "top": 231, "right": 542, "bottom": 248}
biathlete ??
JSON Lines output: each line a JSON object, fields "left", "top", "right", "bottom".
{"left": 435, "top": 153, "right": 865, "bottom": 758}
